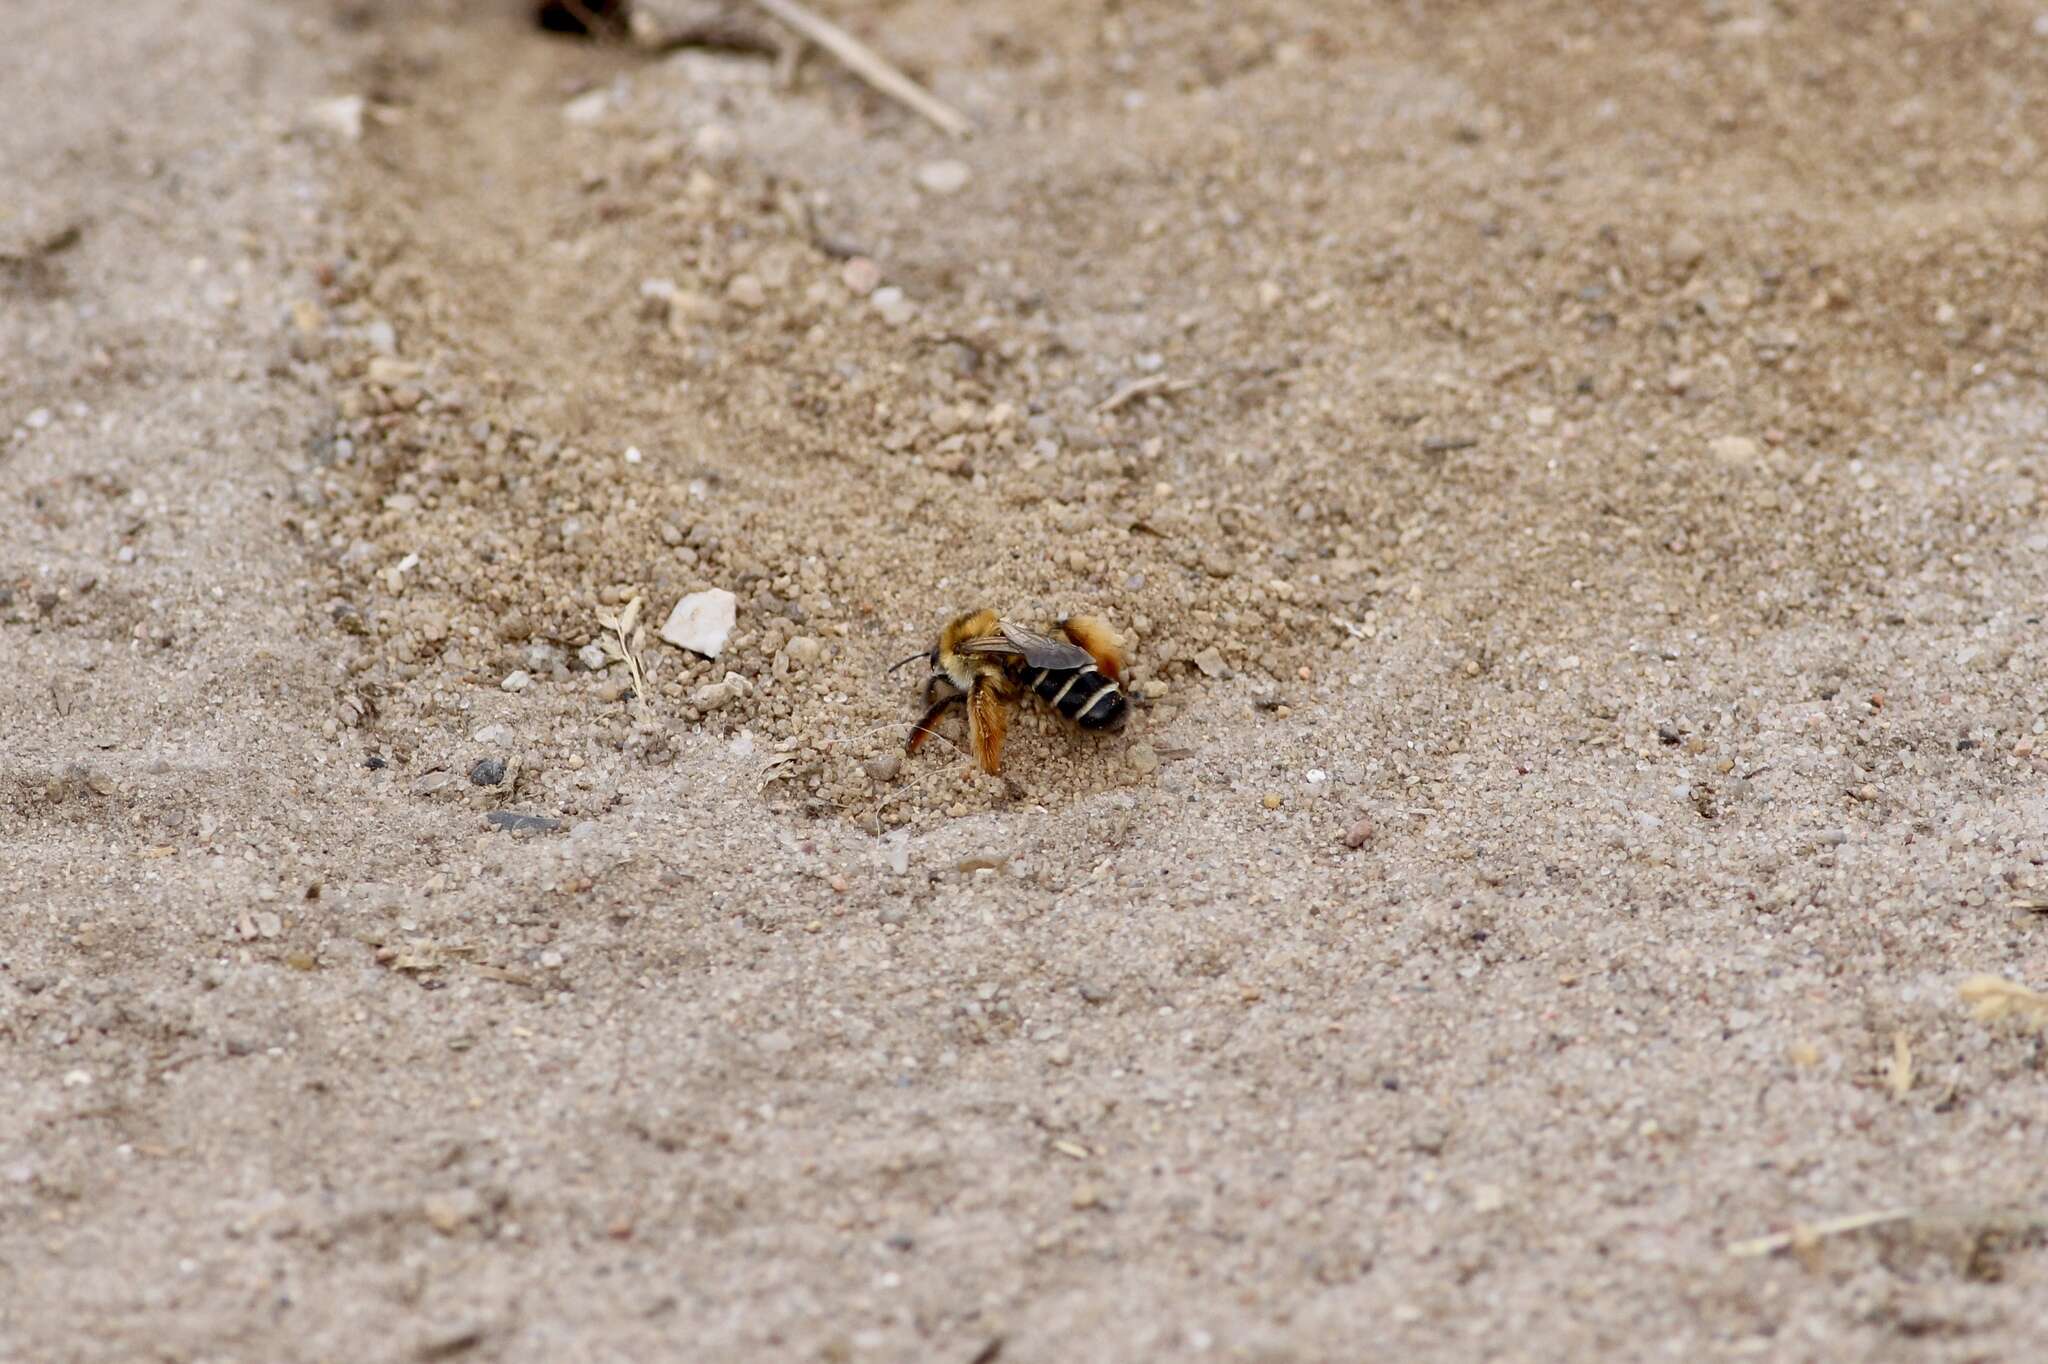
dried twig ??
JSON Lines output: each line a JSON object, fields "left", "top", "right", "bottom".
{"left": 1725, "top": 1208, "right": 1916, "bottom": 1259}
{"left": 553, "top": 0, "right": 626, "bottom": 38}
{"left": 744, "top": 0, "right": 971, "bottom": 139}
{"left": 1095, "top": 373, "right": 1206, "bottom": 415}
{"left": 1096, "top": 359, "right": 1293, "bottom": 415}
{"left": 473, "top": 964, "right": 540, "bottom": 989}
{"left": 1095, "top": 374, "right": 1170, "bottom": 414}
{"left": 1420, "top": 435, "right": 1479, "bottom": 454}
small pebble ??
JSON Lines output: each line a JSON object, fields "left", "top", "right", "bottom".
{"left": 690, "top": 672, "right": 750, "bottom": 711}
{"left": 1262, "top": 793, "right": 1284, "bottom": 810}
{"left": 306, "top": 94, "right": 366, "bottom": 142}
{"left": 865, "top": 752, "right": 902, "bottom": 783}
{"left": 577, "top": 643, "right": 610, "bottom": 671}
{"left": 563, "top": 89, "right": 609, "bottom": 124}
{"left": 692, "top": 122, "right": 737, "bottom": 160}
{"left": 830, "top": 874, "right": 848, "bottom": 893}
{"left": 841, "top": 257, "right": 881, "bottom": 296}
{"left": 1128, "top": 743, "right": 1160, "bottom": 775}
{"left": 1193, "top": 648, "right": 1228, "bottom": 679}
{"left": 421, "top": 1190, "right": 481, "bottom": 1234}
{"left": 1710, "top": 435, "right": 1760, "bottom": 466}
{"left": 486, "top": 811, "right": 562, "bottom": 835}
{"left": 1666, "top": 227, "right": 1707, "bottom": 269}
{"left": 915, "top": 159, "right": 972, "bottom": 195}
{"left": 870, "top": 286, "right": 915, "bottom": 327}
{"left": 1343, "top": 816, "right": 1375, "bottom": 849}
{"left": 726, "top": 273, "right": 766, "bottom": 308}
{"left": 470, "top": 757, "right": 506, "bottom": 787}
{"left": 500, "top": 670, "right": 533, "bottom": 693}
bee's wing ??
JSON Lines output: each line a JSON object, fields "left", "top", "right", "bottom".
{"left": 952, "top": 632, "right": 1024, "bottom": 660}
{"left": 972, "top": 621, "right": 1094, "bottom": 671}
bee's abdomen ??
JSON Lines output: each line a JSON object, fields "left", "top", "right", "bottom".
{"left": 1029, "top": 666, "right": 1128, "bottom": 731}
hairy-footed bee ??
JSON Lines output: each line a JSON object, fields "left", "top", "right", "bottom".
{"left": 889, "top": 609, "right": 1130, "bottom": 773}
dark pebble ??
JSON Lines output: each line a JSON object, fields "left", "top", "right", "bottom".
{"left": 486, "top": 811, "right": 562, "bottom": 834}
{"left": 364, "top": 755, "right": 387, "bottom": 770}
{"left": 470, "top": 757, "right": 507, "bottom": 786}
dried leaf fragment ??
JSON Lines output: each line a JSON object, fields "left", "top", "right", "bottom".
{"left": 1886, "top": 1030, "right": 1913, "bottom": 1099}
{"left": 1959, "top": 974, "right": 2048, "bottom": 1032}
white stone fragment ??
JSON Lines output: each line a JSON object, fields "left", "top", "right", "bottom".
{"left": 659, "top": 589, "right": 737, "bottom": 658}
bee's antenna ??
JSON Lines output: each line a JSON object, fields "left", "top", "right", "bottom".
{"left": 886, "top": 650, "right": 929, "bottom": 677}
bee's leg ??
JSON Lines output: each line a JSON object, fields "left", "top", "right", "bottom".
{"left": 1060, "top": 615, "right": 1127, "bottom": 682}
{"left": 906, "top": 693, "right": 963, "bottom": 755}
{"left": 921, "top": 671, "right": 956, "bottom": 707}
{"left": 967, "top": 676, "right": 1010, "bottom": 774}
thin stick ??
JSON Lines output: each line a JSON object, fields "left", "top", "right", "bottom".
{"left": 744, "top": 0, "right": 972, "bottom": 139}
{"left": 1095, "top": 374, "right": 1170, "bottom": 414}
{"left": 557, "top": 0, "right": 610, "bottom": 36}
{"left": 1724, "top": 1208, "right": 1915, "bottom": 1259}
{"left": 1096, "top": 372, "right": 1207, "bottom": 415}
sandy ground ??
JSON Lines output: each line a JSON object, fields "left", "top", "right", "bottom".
{"left": 5, "top": 0, "right": 2048, "bottom": 1359}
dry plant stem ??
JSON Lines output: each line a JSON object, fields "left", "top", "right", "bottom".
{"left": 744, "top": 0, "right": 972, "bottom": 138}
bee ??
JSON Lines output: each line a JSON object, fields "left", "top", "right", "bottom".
{"left": 889, "top": 609, "right": 1129, "bottom": 773}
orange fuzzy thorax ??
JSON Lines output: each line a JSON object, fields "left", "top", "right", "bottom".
{"left": 938, "top": 608, "right": 1000, "bottom": 655}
